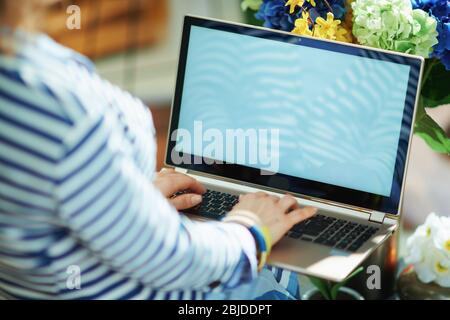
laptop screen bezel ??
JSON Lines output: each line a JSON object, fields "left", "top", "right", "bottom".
{"left": 166, "top": 15, "right": 423, "bottom": 215}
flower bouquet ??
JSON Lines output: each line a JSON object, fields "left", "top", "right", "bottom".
{"left": 241, "top": 0, "right": 450, "bottom": 154}
{"left": 397, "top": 213, "right": 450, "bottom": 299}
{"left": 405, "top": 213, "right": 449, "bottom": 288}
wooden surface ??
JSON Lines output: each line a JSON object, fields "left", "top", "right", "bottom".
{"left": 44, "top": 0, "right": 168, "bottom": 59}
{"left": 149, "top": 106, "right": 171, "bottom": 170}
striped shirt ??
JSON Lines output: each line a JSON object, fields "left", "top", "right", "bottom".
{"left": 0, "top": 28, "right": 260, "bottom": 299}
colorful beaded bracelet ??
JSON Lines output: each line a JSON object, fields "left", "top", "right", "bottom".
{"left": 222, "top": 213, "right": 272, "bottom": 271}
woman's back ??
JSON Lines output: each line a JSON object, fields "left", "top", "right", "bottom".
{"left": 0, "top": 26, "right": 310, "bottom": 301}
{"left": 0, "top": 30, "right": 173, "bottom": 299}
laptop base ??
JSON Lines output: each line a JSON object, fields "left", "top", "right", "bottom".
{"left": 179, "top": 169, "right": 396, "bottom": 282}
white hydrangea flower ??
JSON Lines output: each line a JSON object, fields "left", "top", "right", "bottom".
{"left": 405, "top": 213, "right": 450, "bottom": 288}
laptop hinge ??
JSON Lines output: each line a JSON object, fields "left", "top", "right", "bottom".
{"left": 369, "top": 211, "right": 385, "bottom": 224}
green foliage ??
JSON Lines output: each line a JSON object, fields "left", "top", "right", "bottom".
{"left": 241, "top": 0, "right": 263, "bottom": 12}
{"left": 309, "top": 276, "right": 332, "bottom": 300}
{"left": 241, "top": 0, "right": 264, "bottom": 27}
{"left": 421, "top": 59, "right": 450, "bottom": 108}
{"left": 308, "top": 266, "right": 364, "bottom": 300}
{"left": 330, "top": 266, "right": 364, "bottom": 300}
{"left": 415, "top": 59, "right": 450, "bottom": 155}
{"left": 415, "top": 100, "right": 450, "bottom": 154}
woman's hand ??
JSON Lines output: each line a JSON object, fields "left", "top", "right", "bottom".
{"left": 154, "top": 168, "right": 206, "bottom": 210}
{"left": 230, "top": 192, "right": 317, "bottom": 245}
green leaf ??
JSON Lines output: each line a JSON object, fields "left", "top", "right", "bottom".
{"left": 421, "top": 59, "right": 450, "bottom": 108}
{"left": 241, "top": 0, "right": 262, "bottom": 11}
{"left": 243, "top": 9, "right": 263, "bottom": 26}
{"left": 308, "top": 276, "right": 331, "bottom": 300}
{"left": 330, "top": 266, "right": 364, "bottom": 300}
{"left": 415, "top": 114, "right": 450, "bottom": 154}
{"left": 414, "top": 99, "right": 450, "bottom": 154}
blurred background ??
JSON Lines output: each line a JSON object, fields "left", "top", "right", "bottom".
{"left": 43, "top": 0, "right": 449, "bottom": 229}
{"left": 44, "top": 0, "right": 244, "bottom": 171}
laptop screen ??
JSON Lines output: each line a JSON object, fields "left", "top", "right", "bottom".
{"left": 167, "top": 16, "right": 423, "bottom": 215}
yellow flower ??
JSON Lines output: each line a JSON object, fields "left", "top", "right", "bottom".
{"left": 314, "top": 12, "right": 341, "bottom": 39}
{"left": 286, "top": 0, "right": 304, "bottom": 14}
{"left": 285, "top": 0, "right": 316, "bottom": 14}
{"left": 309, "top": 12, "right": 351, "bottom": 43}
{"left": 292, "top": 11, "right": 313, "bottom": 36}
{"left": 336, "top": 26, "right": 353, "bottom": 43}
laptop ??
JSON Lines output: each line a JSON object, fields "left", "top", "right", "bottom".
{"left": 165, "top": 16, "right": 424, "bottom": 282}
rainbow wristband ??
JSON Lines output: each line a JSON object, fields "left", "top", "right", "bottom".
{"left": 248, "top": 225, "right": 270, "bottom": 271}
{"left": 223, "top": 215, "right": 272, "bottom": 271}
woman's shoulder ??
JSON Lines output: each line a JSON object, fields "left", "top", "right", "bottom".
{"left": 0, "top": 29, "right": 153, "bottom": 142}
{"left": 0, "top": 29, "right": 96, "bottom": 92}
{"left": 0, "top": 30, "right": 99, "bottom": 113}
{"left": 1, "top": 28, "right": 94, "bottom": 72}
{"left": 35, "top": 33, "right": 95, "bottom": 72}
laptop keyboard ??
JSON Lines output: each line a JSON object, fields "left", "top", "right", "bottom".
{"left": 183, "top": 189, "right": 239, "bottom": 219}
{"left": 287, "top": 214, "right": 379, "bottom": 252}
{"left": 183, "top": 189, "right": 379, "bottom": 252}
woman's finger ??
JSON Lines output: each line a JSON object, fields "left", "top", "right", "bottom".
{"left": 278, "top": 195, "right": 299, "bottom": 212}
{"left": 286, "top": 207, "right": 317, "bottom": 227}
{"left": 160, "top": 168, "right": 175, "bottom": 174}
{"left": 253, "top": 191, "right": 269, "bottom": 198}
{"left": 170, "top": 193, "right": 202, "bottom": 210}
{"left": 166, "top": 173, "right": 207, "bottom": 195}
{"left": 266, "top": 194, "right": 280, "bottom": 203}
{"left": 239, "top": 192, "right": 266, "bottom": 201}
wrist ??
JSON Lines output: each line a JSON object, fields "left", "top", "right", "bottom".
{"left": 222, "top": 212, "right": 272, "bottom": 271}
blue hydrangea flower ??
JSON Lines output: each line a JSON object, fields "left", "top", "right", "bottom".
{"left": 309, "top": 0, "right": 347, "bottom": 21}
{"left": 412, "top": 0, "right": 450, "bottom": 70}
{"left": 255, "top": 0, "right": 301, "bottom": 31}
{"left": 255, "top": 0, "right": 347, "bottom": 32}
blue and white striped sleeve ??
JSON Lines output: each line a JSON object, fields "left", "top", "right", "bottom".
{"left": 52, "top": 101, "right": 258, "bottom": 292}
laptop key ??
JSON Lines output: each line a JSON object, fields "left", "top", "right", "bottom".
{"left": 320, "top": 231, "right": 335, "bottom": 239}
{"left": 314, "top": 237, "right": 328, "bottom": 244}
{"left": 292, "top": 223, "right": 307, "bottom": 233}
{"left": 185, "top": 189, "right": 241, "bottom": 219}
{"left": 335, "top": 220, "right": 346, "bottom": 227}
{"left": 314, "top": 236, "right": 334, "bottom": 245}
{"left": 288, "top": 231, "right": 301, "bottom": 239}
{"left": 329, "top": 236, "right": 341, "bottom": 244}
{"left": 295, "top": 221, "right": 311, "bottom": 229}
{"left": 301, "top": 227, "right": 323, "bottom": 237}
{"left": 348, "top": 242, "right": 364, "bottom": 252}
